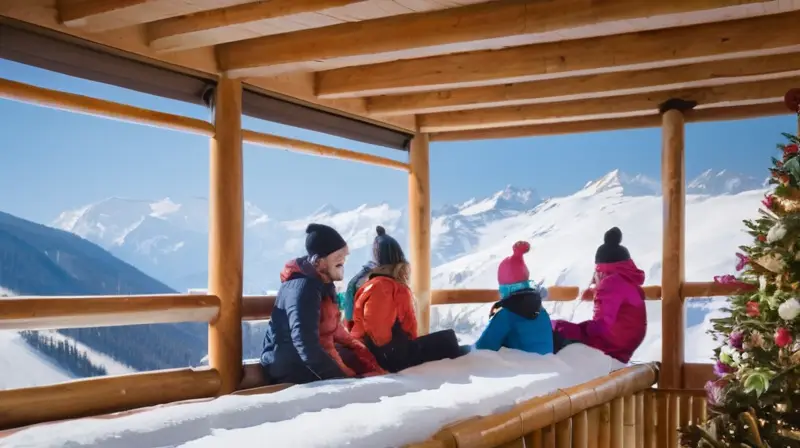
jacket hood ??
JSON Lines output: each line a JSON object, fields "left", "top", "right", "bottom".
{"left": 596, "top": 259, "right": 645, "bottom": 286}
{"left": 491, "top": 289, "right": 542, "bottom": 320}
{"left": 280, "top": 257, "right": 320, "bottom": 283}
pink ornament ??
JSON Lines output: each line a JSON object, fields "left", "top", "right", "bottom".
{"left": 762, "top": 195, "right": 774, "bottom": 210}
{"left": 736, "top": 253, "right": 750, "bottom": 271}
{"left": 714, "top": 275, "right": 737, "bottom": 284}
{"left": 775, "top": 327, "right": 793, "bottom": 348}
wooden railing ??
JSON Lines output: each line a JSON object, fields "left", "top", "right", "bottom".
{"left": 0, "top": 280, "right": 748, "bottom": 430}
{"left": 407, "top": 363, "right": 661, "bottom": 448}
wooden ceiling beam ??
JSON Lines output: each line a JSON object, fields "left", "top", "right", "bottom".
{"left": 367, "top": 53, "right": 800, "bottom": 117}
{"left": 418, "top": 77, "right": 799, "bottom": 132}
{"left": 147, "top": 0, "right": 364, "bottom": 53}
{"left": 316, "top": 10, "right": 800, "bottom": 98}
{"left": 57, "top": 0, "right": 256, "bottom": 32}
{"left": 218, "top": 0, "right": 770, "bottom": 78}
{"left": 428, "top": 102, "right": 791, "bottom": 141}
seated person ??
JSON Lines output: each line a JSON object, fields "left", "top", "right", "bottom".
{"left": 474, "top": 241, "right": 554, "bottom": 355}
{"left": 350, "top": 226, "right": 462, "bottom": 372}
{"left": 551, "top": 227, "right": 647, "bottom": 364}
{"left": 260, "top": 223, "right": 386, "bottom": 384}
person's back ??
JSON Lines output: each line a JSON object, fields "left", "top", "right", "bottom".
{"left": 474, "top": 241, "right": 554, "bottom": 355}
{"left": 552, "top": 227, "right": 647, "bottom": 363}
{"left": 586, "top": 270, "right": 647, "bottom": 363}
{"left": 350, "top": 226, "right": 462, "bottom": 372}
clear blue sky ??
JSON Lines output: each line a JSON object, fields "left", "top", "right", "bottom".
{"left": 0, "top": 59, "right": 796, "bottom": 225}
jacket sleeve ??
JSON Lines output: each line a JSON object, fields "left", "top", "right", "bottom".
{"left": 360, "top": 282, "right": 398, "bottom": 347}
{"left": 333, "top": 324, "right": 386, "bottom": 375}
{"left": 286, "top": 280, "right": 345, "bottom": 380}
{"left": 474, "top": 310, "right": 512, "bottom": 351}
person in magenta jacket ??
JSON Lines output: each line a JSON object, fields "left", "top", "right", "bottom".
{"left": 551, "top": 227, "right": 647, "bottom": 363}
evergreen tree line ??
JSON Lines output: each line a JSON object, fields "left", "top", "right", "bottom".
{"left": 20, "top": 330, "right": 107, "bottom": 378}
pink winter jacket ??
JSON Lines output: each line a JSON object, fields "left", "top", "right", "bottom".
{"left": 552, "top": 260, "right": 647, "bottom": 363}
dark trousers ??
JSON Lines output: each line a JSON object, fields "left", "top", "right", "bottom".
{"left": 366, "top": 322, "right": 462, "bottom": 373}
{"left": 552, "top": 329, "right": 577, "bottom": 354}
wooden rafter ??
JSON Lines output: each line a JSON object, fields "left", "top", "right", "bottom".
{"left": 147, "top": 0, "right": 364, "bottom": 52}
{"left": 216, "top": 0, "right": 770, "bottom": 78}
{"left": 57, "top": 0, "right": 257, "bottom": 32}
{"left": 367, "top": 53, "right": 800, "bottom": 116}
{"left": 315, "top": 11, "right": 800, "bottom": 98}
{"left": 418, "top": 77, "right": 799, "bottom": 132}
{"left": 428, "top": 102, "right": 791, "bottom": 141}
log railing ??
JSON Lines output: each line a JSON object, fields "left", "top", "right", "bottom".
{"left": 406, "top": 363, "right": 661, "bottom": 448}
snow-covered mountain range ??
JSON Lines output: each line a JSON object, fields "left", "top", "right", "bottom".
{"left": 1, "top": 168, "right": 767, "bottom": 390}
{"left": 52, "top": 168, "right": 764, "bottom": 294}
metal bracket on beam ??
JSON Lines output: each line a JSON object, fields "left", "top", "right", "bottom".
{"left": 658, "top": 98, "right": 697, "bottom": 114}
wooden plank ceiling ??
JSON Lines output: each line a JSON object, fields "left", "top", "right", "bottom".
{"left": 3, "top": 0, "right": 800, "bottom": 140}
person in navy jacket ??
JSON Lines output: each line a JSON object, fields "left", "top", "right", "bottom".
{"left": 474, "top": 241, "right": 554, "bottom": 355}
{"left": 260, "top": 223, "right": 385, "bottom": 384}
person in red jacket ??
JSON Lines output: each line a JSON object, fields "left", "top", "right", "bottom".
{"left": 350, "top": 226, "right": 462, "bottom": 372}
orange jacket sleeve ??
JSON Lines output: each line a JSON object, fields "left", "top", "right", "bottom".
{"left": 360, "top": 280, "right": 398, "bottom": 347}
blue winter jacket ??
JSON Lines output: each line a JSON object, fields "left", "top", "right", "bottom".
{"left": 474, "top": 289, "right": 554, "bottom": 355}
{"left": 260, "top": 259, "right": 346, "bottom": 384}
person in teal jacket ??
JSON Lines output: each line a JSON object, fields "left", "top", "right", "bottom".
{"left": 474, "top": 241, "right": 554, "bottom": 355}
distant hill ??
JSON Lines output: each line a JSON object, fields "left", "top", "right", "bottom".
{"left": 0, "top": 211, "right": 207, "bottom": 372}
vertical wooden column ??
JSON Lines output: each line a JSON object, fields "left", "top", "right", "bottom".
{"left": 660, "top": 98, "right": 693, "bottom": 389}
{"left": 409, "top": 132, "right": 432, "bottom": 335}
{"left": 208, "top": 77, "right": 244, "bottom": 394}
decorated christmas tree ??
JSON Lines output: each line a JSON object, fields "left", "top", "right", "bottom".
{"left": 680, "top": 90, "right": 800, "bottom": 447}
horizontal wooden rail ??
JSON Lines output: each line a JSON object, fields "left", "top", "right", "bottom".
{"left": 242, "top": 295, "right": 274, "bottom": 321}
{"left": 431, "top": 281, "right": 754, "bottom": 306}
{"left": 0, "top": 367, "right": 220, "bottom": 430}
{"left": 0, "top": 294, "right": 220, "bottom": 330}
{"left": 408, "top": 363, "right": 659, "bottom": 448}
{"left": 241, "top": 281, "right": 754, "bottom": 319}
{"left": 242, "top": 130, "right": 409, "bottom": 171}
{"left": 0, "top": 78, "right": 214, "bottom": 135}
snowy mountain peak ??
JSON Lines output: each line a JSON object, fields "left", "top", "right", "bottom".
{"left": 686, "top": 169, "right": 763, "bottom": 195}
{"left": 457, "top": 185, "right": 538, "bottom": 216}
{"left": 579, "top": 170, "right": 659, "bottom": 197}
{"left": 309, "top": 203, "right": 340, "bottom": 217}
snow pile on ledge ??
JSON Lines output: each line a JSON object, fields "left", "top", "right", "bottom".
{"left": 1, "top": 345, "right": 626, "bottom": 448}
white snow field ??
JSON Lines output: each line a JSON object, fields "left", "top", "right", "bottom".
{"left": 0, "top": 291, "right": 136, "bottom": 390}
{"left": 0, "top": 345, "right": 624, "bottom": 448}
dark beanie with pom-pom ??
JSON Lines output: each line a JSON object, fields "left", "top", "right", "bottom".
{"left": 373, "top": 226, "right": 406, "bottom": 266}
{"left": 595, "top": 227, "right": 631, "bottom": 264}
{"left": 305, "top": 223, "right": 347, "bottom": 258}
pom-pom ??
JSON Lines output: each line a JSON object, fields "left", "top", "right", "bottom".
{"left": 512, "top": 241, "right": 531, "bottom": 256}
{"left": 604, "top": 227, "right": 622, "bottom": 246}
{"left": 306, "top": 223, "right": 325, "bottom": 234}
{"left": 376, "top": 226, "right": 386, "bottom": 236}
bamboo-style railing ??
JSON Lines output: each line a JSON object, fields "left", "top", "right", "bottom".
{"left": 407, "top": 363, "right": 661, "bottom": 448}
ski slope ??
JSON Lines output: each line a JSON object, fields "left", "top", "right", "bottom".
{"left": 0, "top": 290, "right": 136, "bottom": 390}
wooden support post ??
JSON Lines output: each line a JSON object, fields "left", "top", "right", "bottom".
{"left": 660, "top": 98, "right": 693, "bottom": 389}
{"left": 409, "top": 132, "right": 432, "bottom": 335}
{"left": 598, "top": 403, "right": 611, "bottom": 448}
{"left": 208, "top": 76, "right": 244, "bottom": 395}
{"left": 643, "top": 391, "right": 655, "bottom": 448}
{"left": 610, "top": 397, "right": 624, "bottom": 448}
{"left": 635, "top": 393, "right": 645, "bottom": 448}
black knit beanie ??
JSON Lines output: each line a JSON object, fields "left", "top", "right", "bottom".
{"left": 373, "top": 226, "right": 406, "bottom": 266}
{"left": 305, "top": 223, "right": 347, "bottom": 258}
{"left": 594, "top": 227, "right": 631, "bottom": 264}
